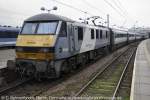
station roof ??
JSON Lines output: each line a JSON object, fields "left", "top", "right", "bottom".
{"left": 25, "top": 13, "right": 75, "bottom": 22}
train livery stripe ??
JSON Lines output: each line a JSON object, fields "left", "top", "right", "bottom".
{"left": 16, "top": 52, "right": 54, "bottom": 60}
{"left": 16, "top": 35, "right": 56, "bottom": 47}
{"left": 16, "top": 47, "right": 55, "bottom": 52}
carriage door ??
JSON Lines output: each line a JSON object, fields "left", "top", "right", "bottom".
{"left": 67, "top": 23, "right": 75, "bottom": 53}
{"left": 72, "top": 26, "right": 78, "bottom": 51}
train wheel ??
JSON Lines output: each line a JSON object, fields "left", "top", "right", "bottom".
{"left": 54, "top": 60, "right": 64, "bottom": 78}
{"left": 61, "top": 61, "right": 70, "bottom": 74}
{"left": 7, "top": 60, "right": 16, "bottom": 70}
{"left": 81, "top": 55, "right": 87, "bottom": 67}
{"left": 104, "top": 46, "right": 109, "bottom": 55}
{"left": 35, "top": 72, "right": 41, "bottom": 81}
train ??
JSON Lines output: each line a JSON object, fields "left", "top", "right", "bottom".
{"left": 7, "top": 13, "right": 144, "bottom": 80}
{"left": 0, "top": 26, "right": 20, "bottom": 47}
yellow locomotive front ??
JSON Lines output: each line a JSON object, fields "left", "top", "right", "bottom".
{"left": 16, "top": 22, "right": 57, "bottom": 60}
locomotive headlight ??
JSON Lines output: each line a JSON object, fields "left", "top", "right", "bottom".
{"left": 16, "top": 47, "right": 23, "bottom": 52}
{"left": 39, "top": 48, "right": 49, "bottom": 53}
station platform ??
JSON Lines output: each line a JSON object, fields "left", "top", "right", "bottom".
{"left": 0, "top": 49, "right": 15, "bottom": 69}
{"left": 130, "top": 39, "right": 150, "bottom": 100}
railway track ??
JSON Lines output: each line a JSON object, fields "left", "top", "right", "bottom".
{"left": 114, "top": 50, "right": 135, "bottom": 100}
{"left": 0, "top": 78, "right": 32, "bottom": 95}
{"left": 1, "top": 76, "right": 67, "bottom": 96}
{"left": 74, "top": 45, "right": 137, "bottom": 100}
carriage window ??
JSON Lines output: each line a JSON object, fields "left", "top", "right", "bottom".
{"left": 117, "top": 34, "right": 120, "bottom": 38}
{"left": 106, "top": 31, "right": 108, "bottom": 38}
{"left": 91, "top": 29, "right": 95, "bottom": 39}
{"left": 96, "top": 29, "right": 99, "bottom": 39}
{"left": 100, "top": 30, "right": 102, "bottom": 39}
{"left": 0, "top": 31, "right": 18, "bottom": 38}
{"left": 78, "top": 27, "right": 83, "bottom": 40}
{"left": 59, "top": 22, "right": 67, "bottom": 37}
{"left": 116, "top": 33, "right": 127, "bottom": 38}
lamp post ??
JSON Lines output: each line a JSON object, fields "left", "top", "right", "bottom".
{"left": 133, "top": 21, "right": 138, "bottom": 32}
{"left": 107, "top": 14, "right": 109, "bottom": 28}
{"left": 41, "top": 6, "right": 58, "bottom": 13}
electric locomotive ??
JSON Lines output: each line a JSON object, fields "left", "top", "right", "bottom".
{"left": 7, "top": 13, "right": 112, "bottom": 79}
{"left": 7, "top": 13, "right": 143, "bottom": 79}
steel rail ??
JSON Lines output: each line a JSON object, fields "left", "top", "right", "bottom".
{"left": 111, "top": 48, "right": 136, "bottom": 100}
{"left": 74, "top": 47, "right": 131, "bottom": 96}
{"left": 0, "top": 78, "right": 32, "bottom": 95}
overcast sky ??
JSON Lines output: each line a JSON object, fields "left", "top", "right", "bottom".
{"left": 0, "top": 0, "right": 149, "bottom": 28}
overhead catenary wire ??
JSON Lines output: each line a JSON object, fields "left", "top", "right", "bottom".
{"left": 80, "top": 0, "right": 134, "bottom": 26}
{"left": 80, "top": 0, "right": 107, "bottom": 23}
{"left": 50, "top": 0, "right": 123, "bottom": 21}
{"left": 51, "top": 0, "right": 94, "bottom": 16}
{"left": 81, "top": 0, "right": 109, "bottom": 20}
{"left": 47, "top": 0, "right": 133, "bottom": 28}
{"left": 81, "top": 0, "right": 106, "bottom": 15}
{"left": 115, "top": 0, "right": 134, "bottom": 21}
{"left": 117, "top": 0, "right": 129, "bottom": 15}
{"left": 103, "top": 0, "right": 126, "bottom": 18}
{"left": 49, "top": 0, "right": 108, "bottom": 25}
{"left": 109, "top": 0, "right": 129, "bottom": 26}
{"left": 102, "top": 0, "right": 132, "bottom": 27}
{"left": 80, "top": 0, "right": 123, "bottom": 26}
{"left": 111, "top": 0, "right": 128, "bottom": 16}
{"left": 111, "top": 0, "right": 135, "bottom": 26}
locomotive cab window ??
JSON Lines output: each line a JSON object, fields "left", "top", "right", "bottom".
{"left": 106, "top": 31, "right": 108, "bottom": 38}
{"left": 37, "top": 22, "right": 58, "bottom": 34}
{"left": 22, "top": 23, "right": 37, "bottom": 34}
{"left": 21, "top": 21, "right": 58, "bottom": 34}
{"left": 91, "top": 29, "right": 95, "bottom": 39}
{"left": 59, "top": 22, "right": 67, "bottom": 37}
{"left": 78, "top": 27, "right": 83, "bottom": 40}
